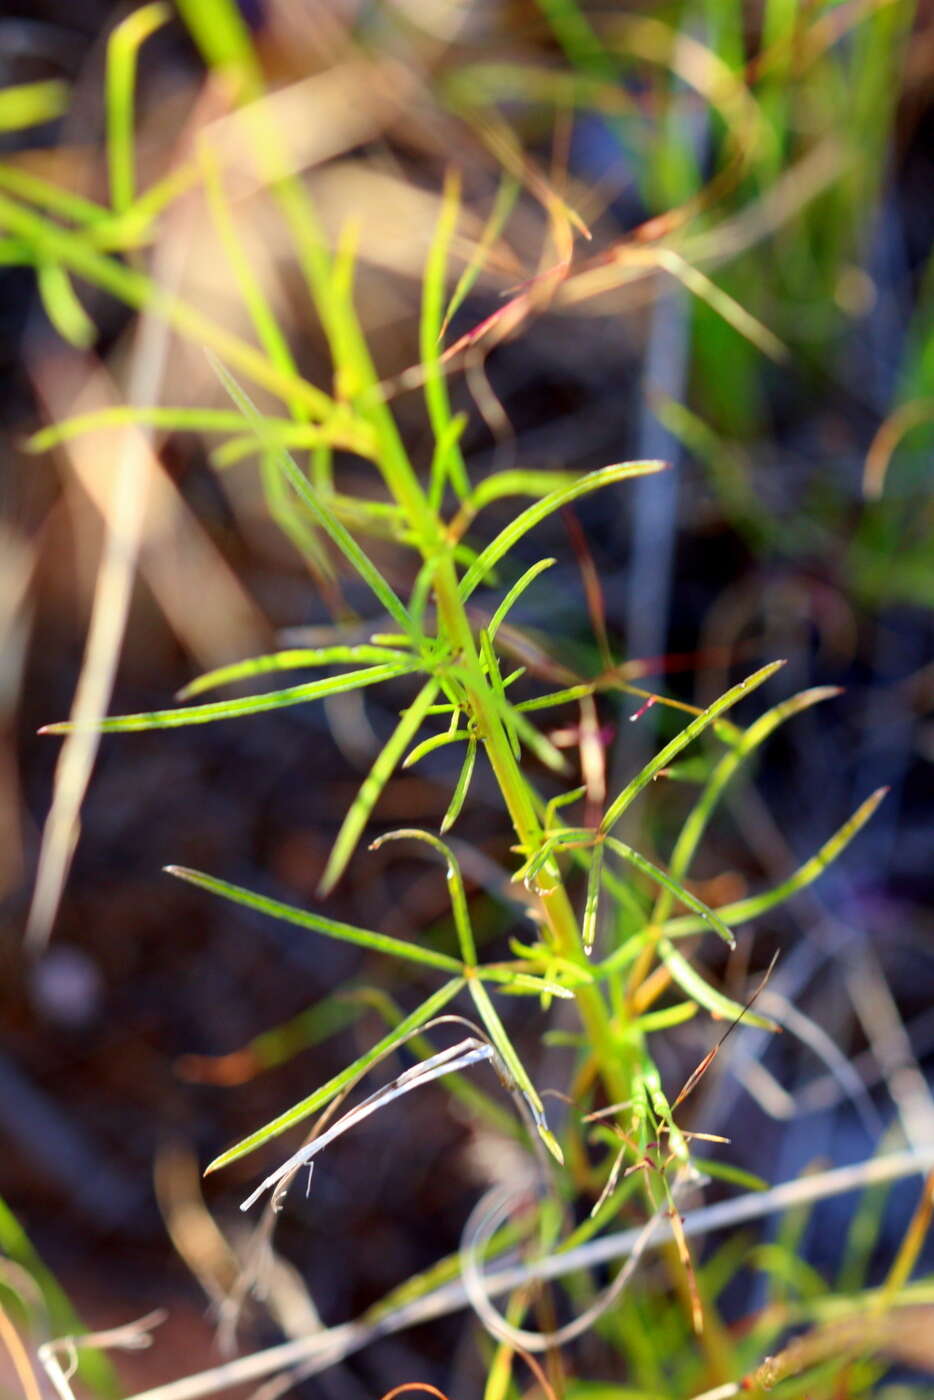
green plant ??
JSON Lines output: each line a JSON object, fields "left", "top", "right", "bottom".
{"left": 6, "top": 1, "right": 932, "bottom": 1396}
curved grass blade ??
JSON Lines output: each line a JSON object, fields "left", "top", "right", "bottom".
{"left": 466, "top": 978, "right": 563, "bottom": 1164}
{"left": 600, "top": 660, "right": 785, "bottom": 836}
{"left": 40, "top": 662, "right": 417, "bottom": 734}
{"left": 0, "top": 80, "right": 69, "bottom": 133}
{"left": 177, "top": 646, "right": 412, "bottom": 699}
{"left": 206, "top": 978, "right": 465, "bottom": 1173}
{"left": 488, "top": 558, "right": 556, "bottom": 641}
{"left": 441, "top": 737, "right": 477, "bottom": 833}
{"left": 166, "top": 865, "right": 462, "bottom": 974}
{"left": 659, "top": 939, "right": 777, "bottom": 1030}
{"left": 466, "top": 469, "right": 582, "bottom": 516}
{"left": 662, "top": 786, "right": 889, "bottom": 937}
{"left": 604, "top": 837, "right": 735, "bottom": 948}
{"left": 106, "top": 3, "right": 169, "bottom": 214}
{"left": 211, "top": 356, "right": 415, "bottom": 637}
{"left": 654, "top": 685, "right": 841, "bottom": 927}
{"left": 36, "top": 261, "right": 95, "bottom": 348}
{"left": 403, "top": 728, "right": 471, "bottom": 769}
{"left": 459, "top": 461, "right": 667, "bottom": 599}
{"left": 370, "top": 828, "right": 476, "bottom": 965}
{"left": 319, "top": 681, "right": 439, "bottom": 894}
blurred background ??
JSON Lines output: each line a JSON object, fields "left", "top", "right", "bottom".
{"left": 1, "top": 0, "right": 933, "bottom": 1395}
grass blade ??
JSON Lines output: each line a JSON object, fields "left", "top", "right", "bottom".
{"left": 466, "top": 977, "right": 563, "bottom": 1164}
{"left": 600, "top": 661, "right": 785, "bottom": 835}
{"left": 0, "top": 80, "right": 69, "bottom": 133}
{"left": 106, "top": 4, "right": 170, "bottom": 213}
{"left": 211, "top": 357, "right": 415, "bottom": 637}
{"left": 370, "top": 829, "right": 476, "bottom": 965}
{"left": 654, "top": 685, "right": 841, "bottom": 926}
{"left": 319, "top": 681, "right": 439, "bottom": 894}
{"left": 662, "top": 786, "right": 889, "bottom": 936}
{"left": 604, "top": 837, "right": 735, "bottom": 948}
{"left": 422, "top": 168, "right": 469, "bottom": 502}
{"left": 488, "top": 558, "right": 556, "bottom": 641}
{"left": 441, "top": 737, "right": 477, "bottom": 833}
{"left": 659, "top": 940, "right": 777, "bottom": 1030}
{"left": 166, "top": 865, "right": 463, "bottom": 974}
{"left": 582, "top": 839, "right": 604, "bottom": 955}
{"left": 24, "top": 407, "right": 371, "bottom": 455}
{"left": 459, "top": 461, "right": 667, "bottom": 599}
{"left": 40, "top": 662, "right": 417, "bottom": 734}
{"left": 36, "top": 261, "right": 96, "bottom": 348}
{"left": 205, "top": 978, "right": 465, "bottom": 1172}
{"left": 402, "top": 728, "right": 471, "bottom": 769}
{"left": 177, "top": 646, "right": 411, "bottom": 699}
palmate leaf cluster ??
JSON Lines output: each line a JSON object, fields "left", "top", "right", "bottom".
{"left": 3, "top": 0, "right": 916, "bottom": 1394}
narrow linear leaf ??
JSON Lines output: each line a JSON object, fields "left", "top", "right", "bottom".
{"left": 206, "top": 978, "right": 465, "bottom": 1173}
{"left": 442, "top": 170, "right": 519, "bottom": 333}
{"left": 467, "top": 977, "right": 563, "bottom": 1164}
{"left": 582, "top": 840, "right": 604, "bottom": 955}
{"left": 467, "top": 468, "right": 581, "bottom": 514}
{"left": 0, "top": 79, "right": 69, "bottom": 133}
{"left": 600, "top": 660, "right": 786, "bottom": 835}
{"left": 178, "top": 646, "right": 411, "bottom": 699}
{"left": 459, "top": 460, "right": 667, "bottom": 599}
{"left": 692, "top": 1157, "right": 768, "bottom": 1192}
{"left": 166, "top": 865, "right": 462, "bottom": 973}
{"left": 441, "top": 737, "right": 477, "bottom": 833}
{"left": 659, "top": 939, "right": 777, "bottom": 1030}
{"left": 605, "top": 837, "right": 735, "bottom": 948}
{"left": 210, "top": 356, "right": 414, "bottom": 635}
{"left": 632, "top": 1001, "right": 698, "bottom": 1033}
{"left": 403, "top": 728, "right": 471, "bottom": 769}
{"left": 480, "top": 628, "right": 520, "bottom": 760}
{"left": 656, "top": 685, "right": 841, "bottom": 925}
{"left": 662, "top": 786, "right": 889, "bottom": 937}
{"left": 320, "top": 681, "right": 439, "bottom": 894}
{"left": 370, "top": 828, "right": 476, "bottom": 965}
{"left": 24, "top": 407, "right": 336, "bottom": 454}
{"left": 36, "top": 262, "right": 96, "bottom": 347}
{"left": 515, "top": 683, "right": 594, "bottom": 713}
{"left": 515, "top": 827, "right": 591, "bottom": 890}
{"left": 106, "top": 3, "right": 170, "bottom": 213}
{"left": 422, "top": 167, "right": 470, "bottom": 502}
{"left": 41, "top": 662, "right": 416, "bottom": 734}
{"left": 488, "top": 557, "right": 557, "bottom": 641}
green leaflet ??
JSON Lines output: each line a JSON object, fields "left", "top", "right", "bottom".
{"left": 319, "top": 681, "right": 440, "bottom": 893}
{"left": 459, "top": 460, "right": 667, "bottom": 598}
{"left": 659, "top": 939, "right": 777, "bottom": 1031}
{"left": 178, "top": 646, "right": 412, "bottom": 699}
{"left": 41, "top": 662, "right": 418, "bottom": 733}
{"left": 167, "top": 865, "right": 462, "bottom": 973}
{"left": 601, "top": 661, "right": 785, "bottom": 835}
{"left": 206, "top": 978, "right": 465, "bottom": 1172}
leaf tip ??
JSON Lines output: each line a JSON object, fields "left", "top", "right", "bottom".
{"left": 540, "top": 1127, "right": 564, "bottom": 1165}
